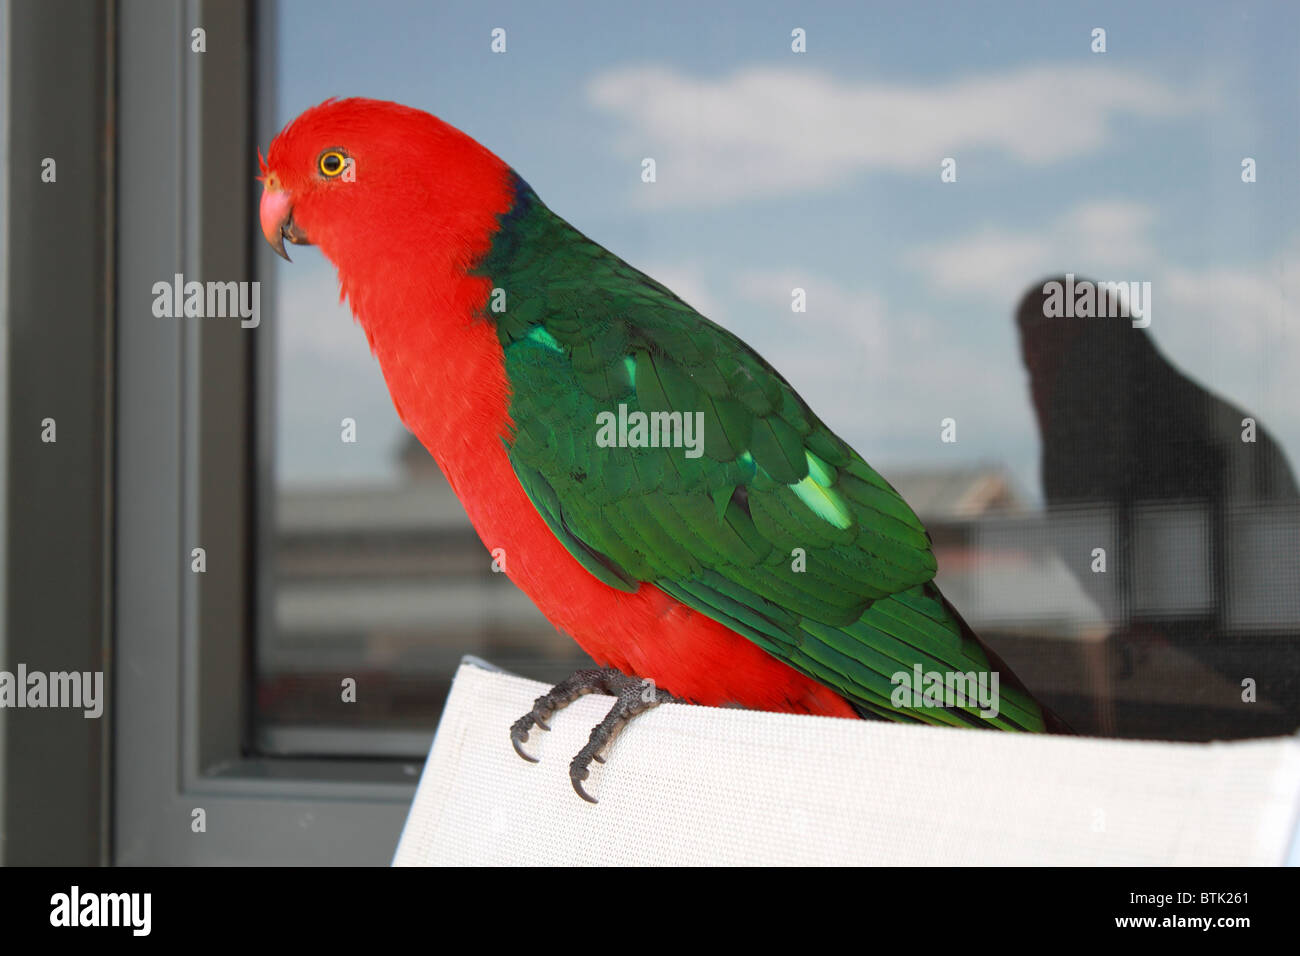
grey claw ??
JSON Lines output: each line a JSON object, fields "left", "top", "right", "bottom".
{"left": 511, "top": 732, "right": 539, "bottom": 763}
{"left": 571, "top": 768, "right": 598, "bottom": 804}
{"left": 533, "top": 715, "right": 550, "bottom": 731}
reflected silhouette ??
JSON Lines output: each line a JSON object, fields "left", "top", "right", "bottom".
{"left": 1016, "top": 275, "right": 1300, "bottom": 738}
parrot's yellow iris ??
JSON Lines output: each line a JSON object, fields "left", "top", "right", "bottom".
{"left": 318, "top": 150, "right": 347, "bottom": 177}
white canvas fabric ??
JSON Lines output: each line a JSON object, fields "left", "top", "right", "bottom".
{"left": 393, "top": 659, "right": 1300, "bottom": 866}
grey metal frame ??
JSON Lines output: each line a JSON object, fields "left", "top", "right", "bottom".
{"left": 2, "top": 0, "right": 114, "bottom": 867}
{"left": 111, "top": 0, "right": 412, "bottom": 865}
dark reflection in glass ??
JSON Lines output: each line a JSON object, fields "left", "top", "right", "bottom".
{"left": 1014, "top": 276, "right": 1300, "bottom": 739}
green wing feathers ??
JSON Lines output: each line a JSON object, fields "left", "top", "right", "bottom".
{"left": 480, "top": 177, "right": 1047, "bottom": 732}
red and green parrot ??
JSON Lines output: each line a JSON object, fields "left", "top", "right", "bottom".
{"left": 260, "top": 98, "right": 1069, "bottom": 800}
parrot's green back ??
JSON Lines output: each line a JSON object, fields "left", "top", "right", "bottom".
{"left": 472, "top": 174, "right": 1050, "bottom": 732}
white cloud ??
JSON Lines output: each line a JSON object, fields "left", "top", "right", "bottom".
{"left": 716, "top": 270, "right": 1031, "bottom": 473}
{"left": 904, "top": 199, "right": 1159, "bottom": 300}
{"left": 1161, "top": 252, "right": 1300, "bottom": 353}
{"left": 904, "top": 199, "right": 1300, "bottom": 369}
{"left": 636, "top": 262, "right": 724, "bottom": 320}
{"left": 734, "top": 269, "right": 890, "bottom": 354}
{"left": 1155, "top": 244, "right": 1300, "bottom": 424}
{"left": 907, "top": 203, "right": 1300, "bottom": 474}
{"left": 587, "top": 64, "right": 1201, "bottom": 205}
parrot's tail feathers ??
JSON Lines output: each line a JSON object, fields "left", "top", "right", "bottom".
{"left": 819, "top": 582, "right": 1062, "bottom": 733}
{"left": 921, "top": 581, "right": 1074, "bottom": 734}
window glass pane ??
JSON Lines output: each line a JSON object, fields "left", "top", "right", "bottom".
{"left": 258, "top": 0, "right": 1300, "bottom": 752}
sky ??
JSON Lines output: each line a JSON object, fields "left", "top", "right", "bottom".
{"left": 265, "top": 0, "right": 1300, "bottom": 501}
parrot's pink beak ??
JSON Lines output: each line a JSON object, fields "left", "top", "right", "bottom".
{"left": 259, "top": 184, "right": 310, "bottom": 261}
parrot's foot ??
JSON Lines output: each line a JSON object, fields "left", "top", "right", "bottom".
{"left": 510, "top": 667, "right": 679, "bottom": 803}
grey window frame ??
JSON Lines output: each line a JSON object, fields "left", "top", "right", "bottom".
{"left": 2, "top": 0, "right": 113, "bottom": 867}
{"left": 112, "top": 0, "right": 418, "bottom": 865}
{"left": 0, "top": 0, "right": 420, "bottom": 867}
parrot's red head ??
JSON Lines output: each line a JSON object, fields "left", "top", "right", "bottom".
{"left": 257, "top": 97, "right": 519, "bottom": 462}
{"left": 258, "top": 97, "right": 513, "bottom": 284}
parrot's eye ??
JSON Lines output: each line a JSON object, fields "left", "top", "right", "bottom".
{"left": 318, "top": 150, "right": 348, "bottom": 177}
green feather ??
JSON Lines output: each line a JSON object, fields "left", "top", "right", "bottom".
{"left": 470, "top": 174, "right": 1051, "bottom": 732}
{"left": 790, "top": 474, "right": 853, "bottom": 531}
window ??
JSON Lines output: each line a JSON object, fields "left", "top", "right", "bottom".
{"left": 255, "top": 0, "right": 1300, "bottom": 747}
{"left": 6, "top": 0, "right": 1297, "bottom": 866}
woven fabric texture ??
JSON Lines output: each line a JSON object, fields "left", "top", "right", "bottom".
{"left": 393, "top": 660, "right": 1300, "bottom": 866}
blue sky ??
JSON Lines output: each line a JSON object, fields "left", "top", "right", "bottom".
{"left": 267, "top": 0, "right": 1300, "bottom": 501}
